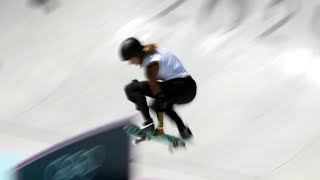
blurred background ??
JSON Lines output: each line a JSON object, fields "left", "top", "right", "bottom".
{"left": 2, "top": 0, "right": 320, "bottom": 179}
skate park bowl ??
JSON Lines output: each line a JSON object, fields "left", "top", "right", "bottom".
{"left": 3, "top": 0, "right": 320, "bottom": 179}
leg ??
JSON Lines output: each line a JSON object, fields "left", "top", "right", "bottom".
{"left": 149, "top": 97, "right": 166, "bottom": 135}
{"left": 167, "top": 109, "right": 193, "bottom": 139}
{"left": 124, "top": 80, "right": 154, "bottom": 128}
{"left": 155, "top": 112, "right": 165, "bottom": 135}
{"left": 151, "top": 102, "right": 191, "bottom": 138}
{"left": 162, "top": 77, "right": 197, "bottom": 139}
{"left": 166, "top": 109, "right": 186, "bottom": 133}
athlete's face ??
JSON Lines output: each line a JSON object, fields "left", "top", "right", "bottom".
{"left": 129, "top": 56, "right": 142, "bottom": 65}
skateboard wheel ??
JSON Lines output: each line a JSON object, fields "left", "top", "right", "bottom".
{"left": 179, "top": 141, "right": 186, "bottom": 147}
{"left": 132, "top": 139, "right": 138, "bottom": 145}
{"left": 172, "top": 141, "right": 179, "bottom": 147}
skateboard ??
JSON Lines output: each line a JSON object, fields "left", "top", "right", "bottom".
{"left": 123, "top": 123, "right": 186, "bottom": 152}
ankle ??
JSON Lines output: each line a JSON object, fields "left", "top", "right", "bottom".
{"left": 155, "top": 126, "right": 164, "bottom": 135}
{"left": 157, "top": 122, "right": 164, "bottom": 128}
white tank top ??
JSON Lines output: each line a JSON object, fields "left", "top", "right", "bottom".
{"left": 142, "top": 48, "right": 190, "bottom": 81}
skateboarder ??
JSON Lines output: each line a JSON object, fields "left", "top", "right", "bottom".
{"left": 120, "top": 37, "right": 197, "bottom": 140}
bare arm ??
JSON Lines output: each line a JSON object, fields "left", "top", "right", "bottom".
{"left": 145, "top": 62, "right": 161, "bottom": 96}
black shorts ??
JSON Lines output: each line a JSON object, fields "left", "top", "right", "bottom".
{"left": 139, "top": 76, "right": 197, "bottom": 105}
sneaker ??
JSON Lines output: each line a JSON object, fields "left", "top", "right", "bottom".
{"left": 139, "top": 121, "right": 155, "bottom": 132}
{"left": 179, "top": 127, "right": 193, "bottom": 140}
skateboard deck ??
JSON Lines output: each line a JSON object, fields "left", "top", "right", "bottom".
{"left": 123, "top": 123, "right": 186, "bottom": 152}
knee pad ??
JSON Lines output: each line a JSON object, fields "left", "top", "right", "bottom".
{"left": 150, "top": 100, "right": 173, "bottom": 112}
{"left": 125, "top": 80, "right": 139, "bottom": 91}
{"left": 124, "top": 80, "right": 140, "bottom": 98}
{"left": 150, "top": 100, "right": 158, "bottom": 112}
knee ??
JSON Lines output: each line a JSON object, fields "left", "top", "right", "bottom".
{"left": 150, "top": 100, "right": 158, "bottom": 112}
{"left": 124, "top": 83, "right": 132, "bottom": 96}
{"left": 150, "top": 100, "right": 173, "bottom": 112}
{"left": 124, "top": 80, "right": 142, "bottom": 101}
{"left": 124, "top": 80, "right": 139, "bottom": 94}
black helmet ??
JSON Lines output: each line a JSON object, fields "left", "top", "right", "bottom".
{"left": 120, "top": 37, "right": 143, "bottom": 61}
